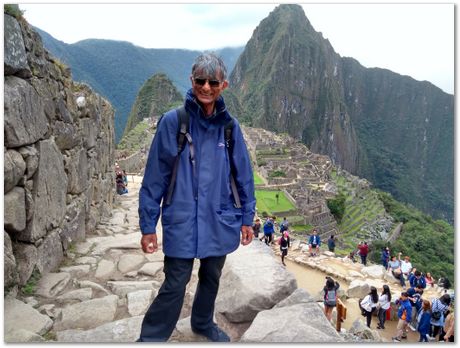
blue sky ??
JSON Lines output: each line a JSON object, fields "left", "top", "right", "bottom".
{"left": 20, "top": 2, "right": 454, "bottom": 94}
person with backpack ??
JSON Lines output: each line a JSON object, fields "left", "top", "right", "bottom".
{"left": 392, "top": 292, "right": 413, "bottom": 342}
{"left": 279, "top": 230, "right": 290, "bottom": 266}
{"left": 377, "top": 285, "right": 391, "bottom": 330}
{"left": 429, "top": 294, "right": 451, "bottom": 341}
{"left": 138, "top": 53, "right": 256, "bottom": 342}
{"left": 263, "top": 216, "right": 275, "bottom": 246}
{"left": 279, "top": 217, "right": 289, "bottom": 233}
{"left": 323, "top": 277, "right": 340, "bottom": 322}
{"left": 360, "top": 286, "right": 379, "bottom": 328}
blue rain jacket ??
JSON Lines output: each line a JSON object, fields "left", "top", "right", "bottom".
{"left": 139, "top": 89, "right": 256, "bottom": 259}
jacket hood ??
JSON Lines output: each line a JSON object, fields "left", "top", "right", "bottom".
{"left": 185, "top": 89, "right": 232, "bottom": 128}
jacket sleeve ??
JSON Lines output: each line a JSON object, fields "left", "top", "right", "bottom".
{"left": 138, "top": 112, "right": 178, "bottom": 234}
{"left": 230, "top": 119, "right": 256, "bottom": 226}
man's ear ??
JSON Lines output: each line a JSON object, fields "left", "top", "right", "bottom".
{"left": 222, "top": 80, "right": 229, "bottom": 90}
{"left": 190, "top": 75, "right": 194, "bottom": 84}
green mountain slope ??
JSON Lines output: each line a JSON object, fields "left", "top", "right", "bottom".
{"left": 123, "top": 73, "right": 183, "bottom": 135}
{"left": 228, "top": 4, "right": 454, "bottom": 222}
{"left": 34, "top": 27, "right": 244, "bottom": 143}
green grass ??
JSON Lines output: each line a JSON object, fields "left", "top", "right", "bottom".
{"left": 290, "top": 224, "right": 314, "bottom": 232}
{"left": 256, "top": 190, "right": 296, "bottom": 215}
{"left": 254, "top": 172, "right": 264, "bottom": 185}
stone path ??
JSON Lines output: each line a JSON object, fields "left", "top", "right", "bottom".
{"left": 5, "top": 176, "right": 170, "bottom": 342}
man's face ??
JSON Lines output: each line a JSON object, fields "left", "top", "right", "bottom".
{"left": 190, "top": 68, "right": 228, "bottom": 111}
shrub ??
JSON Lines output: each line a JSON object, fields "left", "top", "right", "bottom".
{"left": 327, "top": 193, "right": 347, "bottom": 223}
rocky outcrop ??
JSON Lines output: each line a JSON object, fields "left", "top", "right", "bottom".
{"left": 215, "top": 242, "right": 297, "bottom": 322}
{"left": 4, "top": 13, "right": 115, "bottom": 292}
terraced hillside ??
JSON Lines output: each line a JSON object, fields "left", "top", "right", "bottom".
{"left": 244, "top": 127, "right": 395, "bottom": 247}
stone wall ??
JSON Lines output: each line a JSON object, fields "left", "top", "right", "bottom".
{"left": 4, "top": 13, "right": 115, "bottom": 291}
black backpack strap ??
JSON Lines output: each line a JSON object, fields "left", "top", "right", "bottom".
{"left": 225, "top": 118, "right": 242, "bottom": 209}
{"left": 165, "top": 106, "right": 190, "bottom": 205}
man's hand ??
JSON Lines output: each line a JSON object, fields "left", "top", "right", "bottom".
{"left": 141, "top": 233, "right": 158, "bottom": 253}
{"left": 241, "top": 225, "right": 253, "bottom": 246}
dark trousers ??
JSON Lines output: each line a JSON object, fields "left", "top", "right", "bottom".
{"left": 392, "top": 271, "right": 406, "bottom": 287}
{"left": 360, "top": 254, "right": 367, "bottom": 266}
{"left": 365, "top": 308, "right": 374, "bottom": 327}
{"left": 430, "top": 324, "right": 442, "bottom": 339}
{"left": 377, "top": 307, "right": 387, "bottom": 328}
{"left": 138, "top": 255, "right": 226, "bottom": 342}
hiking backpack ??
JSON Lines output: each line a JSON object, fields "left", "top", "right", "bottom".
{"left": 163, "top": 106, "right": 241, "bottom": 208}
{"left": 325, "top": 289, "right": 337, "bottom": 306}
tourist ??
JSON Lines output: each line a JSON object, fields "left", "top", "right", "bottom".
{"left": 409, "top": 270, "right": 427, "bottom": 289}
{"left": 360, "top": 286, "right": 379, "bottom": 328}
{"left": 388, "top": 254, "right": 405, "bottom": 288}
{"left": 137, "top": 53, "right": 255, "bottom": 342}
{"left": 442, "top": 310, "right": 454, "bottom": 342}
{"left": 429, "top": 294, "right": 451, "bottom": 341}
{"left": 279, "top": 231, "right": 290, "bottom": 266}
{"left": 122, "top": 169, "right": 128, "bottom": 186}
{"left": 407, "top": 285, "right": 424, "bottom": 331}
{"left": 381, "top": 247, "right": 390, "bottom": 269}
{"left": 358, "top": 241, "right": 369, "bottom": 266}
{"left": 308, "top": 229, "right": 321, "bottom": 257}
{"left": 263, "top": 216, "right": 275, "bottom": 246}
{"left": 392, "top": 292, "right": 412, "bottom": 342}
{"left": 425, "top": 272, "right": 435, "bottom": 287}
{"left": 399, "top": 254, "right": 412, "bottom": 283}
{"left": 323, "top": 277, "right": 340, "bottom": 322}
{"left": 417, "top": 300, "right": 432, "bottom": 342}
{"left": 327, "top": 235, "right": 336, "bottom": 252}
{"left": 116, "top": 171, "right": 128, "bottom": 195}
{"left": 252, "top": 218, "right": 261, "bottom": 240}
{"left": 377, "top": 285, "right": 391, "bottom": 330}
{"left": 279, "top": 217, "right": 289, "bottom": 233}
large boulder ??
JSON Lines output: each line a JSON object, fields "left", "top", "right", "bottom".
{"left": 36, "top": 229, "right": 64, "bottom": 274}
{"left": 17, "top": 139, "right": 67, "bottom": 242}
{"left": 346, "top": 279, "right": 370, "bottom": 299}
{"left": 240, "top": 302, "right": 343, "bottom": 342}
{"left": 55, "top": 295, "right": 119, "bottom": 330}
{"left": 361, "top": 265, "right": 385, "bottom": 279}
{"left": 13, "top": 242, "right": 38, "bottom": 286}
{"left": 4, "top": 297, "right": 53, "bottom": 337}
{"left": 4, "top": 76, "right": 48, "bottom": 148}
{"left": 57, "top": 316, "right": 143, "bottom": 342}
{"left": 216, "top": 242, "right": 297, "bottom": 323}
{"left": 4, "top": 14, "right": 31, "bottom": 77}
{"left": 4, "top": 148, "right": 26, "bottom": 193}
{"left": 4, "top": 187, "right": 26, "bottom": 233}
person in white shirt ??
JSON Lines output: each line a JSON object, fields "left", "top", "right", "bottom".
{"left": 360, "top": 286, "right": 379, "bottom": 328}
{"left": 399, "top": 254, "right": 412, "bottom": 287}
{"left": 377, "top": 285, "right": 392, "bottom": 329}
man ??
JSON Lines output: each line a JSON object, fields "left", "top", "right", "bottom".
{"left": 327, "top": 235, "right": 336, "bottom": 252}
{"left": 399, "top": 254, "right": 413, "bottom": 283}
{"left": 392, "top": 292, "right": 412, "bottom": 342}
{"left": 358, "top": 241, "right": 369, "bottom": 266}
{"left": 308, "top": 229, "right": 321, "bottom": 256}
{"left": 279, "top": 217, "right": 289, "bottom": 233}
{"left": 263, "top": 216, "right": 275, "bottom": 245}
{"left": 409, "top": 270, "right": 427, "bottom": 289}
{"left": 137, "top": 53, "right": 256, "bottom": 342}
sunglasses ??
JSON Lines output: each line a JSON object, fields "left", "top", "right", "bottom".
{"left": 193, "top": 78, "right": 222, "bottom": 88}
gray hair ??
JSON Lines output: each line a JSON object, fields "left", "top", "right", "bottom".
{"left": 191, "top": 52, "right": 227, "bottom": 80}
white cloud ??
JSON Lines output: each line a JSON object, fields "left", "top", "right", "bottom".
{"left": 20, "top": 2, "right": 453, "bottom": 93}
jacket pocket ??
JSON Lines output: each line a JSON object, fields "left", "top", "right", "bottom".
{"left": 162, "top": 200, "right": 193, "bottom": 226}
